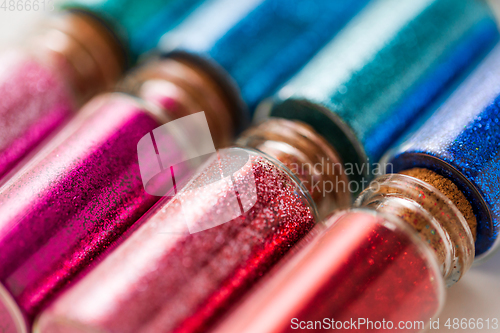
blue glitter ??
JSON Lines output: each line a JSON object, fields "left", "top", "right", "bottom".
{"left": 386, "top": 45, "right": 500, "bottom": 258}
{"left": 159, "top": 0, "right": 370, "bottom": 111}
{"left": 264, "top": 0, "right": 498, "bottom": 187}
{"left": 364, "top": 18, "right": 498, "bottom": 161}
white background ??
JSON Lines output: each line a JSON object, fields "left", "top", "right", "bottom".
{"left": 1, "top": 1, "right": 500, "bottom": 332}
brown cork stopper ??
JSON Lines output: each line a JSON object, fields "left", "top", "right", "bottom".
{"left": 401, "top": 168, "right": 477, "bottom": 241}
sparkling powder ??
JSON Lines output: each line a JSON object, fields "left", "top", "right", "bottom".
{"left": 0, "top": 50, "right": 74, "bottom": 180}
{"left": 213, "top": 210, "right": 444, "bottom": 333}
{"left": 386, "top": 44, "right": 500, "bottom": 258}
{"left": 163, "top": 0, "right": 370, "bottom": 110}
{"left": 267, "top": 0, "right": 498, "bottom": 186}
{"left": 0, "top": 94, "right": 170, "bottom": 323}
{"left": 35, "top": 148, "right": 317, "bottom": 333}
{"left": 295, "top": 212, "right": 442, "bottom": 328}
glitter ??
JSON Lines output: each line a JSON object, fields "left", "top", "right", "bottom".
{"left": 35, "top": 148, "right": 317, "bottom": 333}
{"left": 0, "top": 0, "right": 219, "bottom": 182}
{"left": 163, "top": 0, "right": 369, "bottom": 110}
{"left": 387, "top": 44, "right": 500, "bottom": 258}
{"left": 0, "top": 51, "right": 74, "bottom": 181}
{"left": 0, "top": 93, "right": 200, "bottom": 325}
{"left": 212, "top": 211, "right": 444, "bottom": 333}
{"left": 266, "top": 0, "right": 498, "bottom": 186}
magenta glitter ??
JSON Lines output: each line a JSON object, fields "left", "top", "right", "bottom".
{"left": 0, "top": 93, "right": 179, "bottom": 325}
{"left": 0, "top": 51, "right": 75, "bottom": 181}
{"left": 35, "top": 148, "right": 317, "bottom": 333}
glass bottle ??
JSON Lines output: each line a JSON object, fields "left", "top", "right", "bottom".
{"left": 159, "top": 0, "right": 370, "bottom": 111}
{"left": 34, "top": 118, "right": 351, "bottom": 333}
{"left": 384, "top": 43, "right": 500, "bottom": 260}
{"left": 211, "top": 172, "right": 474, "bottom": 333}
{"left": 60, "top": 0, "right": 206, "bottom": 64}
{"left": 256, "top": 0, "right": 498, "bottom": 188}
{"left": 0, "top": 57, "right": 240, "bottom": 333}
{"left": 0, "top": 0, "right": 206, "bottom": 182}
{"left": 0, "top": 12, "right": 124, "bottom": 181}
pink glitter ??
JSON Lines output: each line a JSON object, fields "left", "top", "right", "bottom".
{"left": 0, "top": 51, "right": 75, "bottom": 181}
{"left": 0, "top": 93, "right": 196, "bottom": 326}
{"left": 35, "top": 148, "right": 317, "bottom": 333}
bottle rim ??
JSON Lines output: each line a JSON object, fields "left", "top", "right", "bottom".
{"left": 0, "top": 282, "right": 28, "bottom": 333}
{"left": 355, "top": 173, "right": 475, "bottom": 286}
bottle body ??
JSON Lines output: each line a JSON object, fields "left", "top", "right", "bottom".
{"left": 213, "top": 209, "right": 444, "bottom": 333}
{"left": 0, "top": 54, "right": 239, "bottom": 331}
{"left": 0, "top": 0, "right": 204, "bottom": 182}
{"left": 261, "top": 0, "right": 498, "bottom": 186}
{"left": 34, "top": 147, "right": 319, "bottom": 333}
{"left": 0, "top": 93, "right": 162, "bottom": 327}
{"left": 34, "top": 118, "right": 351, "bottom": 333}
{"left": 0, "top": 12, "right": 124, "bottom": 182}
{"left": 385, "top": 43, "right": 500, "bottom": 259}
{"left": 161, "top": 0, "right": 370, "bottom": 110}
{"left": 211, "top": 173, "right": 473, "bottom": 333}
{"left": 0, "top": 49, "right": 75, "bottom": 181}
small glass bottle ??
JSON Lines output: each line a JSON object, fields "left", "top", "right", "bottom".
{"left": 211, "top": 171, "right": 475, "bottom": 333}
{"left": 256, "top": 0, "right": 498, "bottom": 187}
{"left": 159, "top": 0, "right": 370, "bottom": 111}
{"left": 59, "top": 0, "right": 206, "bottom": 64}
{"left": 0, "top": 12, "right": 124, "bottom": 181}
{"left": 34, "top": 118, "right": 351, "bottom": 333}
{"left": 385, "top": 43, "right": 500, "bottom": 260}
{"left": 0, "top": 57, "right": 240, "bottom": 333}
{"left": 0, "top": 0, "right": 206, "bottom": 182}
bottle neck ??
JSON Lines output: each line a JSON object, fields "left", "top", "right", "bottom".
{"left": 31, "top": 12, "right": 125, "bottom": 103}
{"left": 120, "top": 57, "right": 242, "bottom": 149}
{"left": 355, "top": 172, "right": 475, "bottom": 287}
{"left": 237, "top": 118, "right": 351, "bottom": 217}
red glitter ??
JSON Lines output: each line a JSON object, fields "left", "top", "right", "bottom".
{"left": 214, "top": 210, "right": 444, "bottom": 333}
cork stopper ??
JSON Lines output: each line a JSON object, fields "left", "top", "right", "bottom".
{"left": 356, "top": 172, "right": 475, "bottom": 286}
{"left": 32, "top": 12, "right": 125, "bottom": 102}
{"left": 119, "top": 58, "right": 241, "bottom": 148}
{"left": 237, "top": 118, "right": 351, "bottom": 218}
{"left": 401, "top": 168, "right": 477, "bottom": 241}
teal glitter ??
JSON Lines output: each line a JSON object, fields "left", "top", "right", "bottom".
{"left": 386, "top": 45, "right": 500, "bottom": 259}
{"left": 60, "top": 0, "right": 205, "bottom": 64}
{"left": 264, "top": 0, "right": 498, "bottom": 187}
